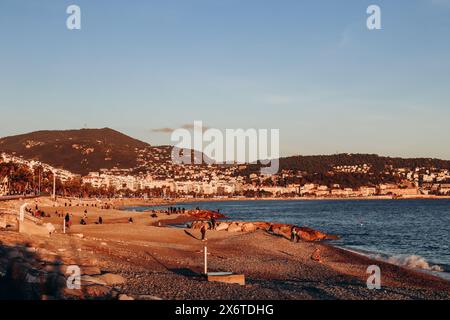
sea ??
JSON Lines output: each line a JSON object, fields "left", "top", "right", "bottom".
{"left": 128, "top": 199, "right": 450, "bottom": 281}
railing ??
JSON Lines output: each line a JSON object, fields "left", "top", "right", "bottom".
{"left": 0, "top": 194, "right": 41, "bottom": 202}
{"left": 0, "top": 208, "right": 43, "bottom": 225}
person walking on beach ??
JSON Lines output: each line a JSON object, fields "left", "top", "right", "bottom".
{"left": 200, "top": 223, "right": 208, "bottom": 241}
{"left": 210, "top": 216, "right": 216, "bottom": 230}
{"left": 64, "top": 213, "right": 71, "bottom": 229}
{"left": 291, "top": 226, "right": 301, "bottom": 243}
{"left": 291, "top": 226, "right": 297, "bottom": 242}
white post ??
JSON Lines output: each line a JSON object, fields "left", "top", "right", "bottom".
{"left": 204, "top": 246, "right": 208, "bottom": 275}
{"left": 19, "top": 203, "right": 28, "bottom": 222}
{"left": 53, "top": 172, "right": 56, "bottom": 201}
{"left": 63, "top": 218, "right": 66, "bottom": 234}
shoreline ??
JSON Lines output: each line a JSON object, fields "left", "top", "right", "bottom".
{"left": 158, "top": 215, "right": 450, "bottom": 283}
{"left": 161, "top": 195, "right": 450, "bottom": 206}
{"left": 127, "top": 197, "right": 450, "bottom": 283}
{"left": 1, "top": 196, "right": 449, "bottom": 300}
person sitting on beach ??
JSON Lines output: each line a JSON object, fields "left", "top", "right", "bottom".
{"left": 128, "top": 217, "right": 133, "bottom": 223}
{"left": 311, "top": 248, "right": 322, "bottom": 263}
{"left": 80, "top": 218, "right": 86, "bottom": 225}
{"left": 98, "top": 216, "right": 103, "bottom": 224}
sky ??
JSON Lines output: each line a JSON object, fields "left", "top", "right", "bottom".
{"left": 0, "top": 0, "right": 449, "bottom": 159}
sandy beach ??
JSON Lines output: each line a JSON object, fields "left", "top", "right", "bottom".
{"left": 1, "top": 197, "right": 449, "bottom": 300}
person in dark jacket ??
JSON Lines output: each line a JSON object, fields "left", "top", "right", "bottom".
{"left": 200, "top": 224, "right": 208, "bottom": 241}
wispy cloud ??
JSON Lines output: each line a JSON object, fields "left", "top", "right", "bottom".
{"left": 151, "top": 127, "right": 174, "bottom": 133}
{"left": 181, "top": 123, "right": 210, "bottom": 130}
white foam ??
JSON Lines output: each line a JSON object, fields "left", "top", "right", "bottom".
{"left": 338, "top": 247, "right": 445, "bottom": 273}
{"left": 387, "top": 255, "right": 443, "bottom": 272}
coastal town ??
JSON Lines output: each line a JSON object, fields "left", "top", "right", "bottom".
{"left": 2, "top": 151, "right": 450, "bottom": 199}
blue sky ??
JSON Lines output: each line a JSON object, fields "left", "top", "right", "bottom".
{"left": 0, "top": 0, "right": 449, "bottom": 159}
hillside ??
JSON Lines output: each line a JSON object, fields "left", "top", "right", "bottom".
{"left": 0, "top": 128, "right": 157, "bottom": 175}
{"left": 278, "top": 153, "right": 450, "bottom": 173}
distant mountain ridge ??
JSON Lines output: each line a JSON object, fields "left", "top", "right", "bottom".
{"left": 278, "top": 153, "right": 450, "bottom": 173}
{"left": 1, "top": 128, "right": 450, "bottom": 177}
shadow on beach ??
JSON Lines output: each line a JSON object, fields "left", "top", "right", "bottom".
{"left": 0, "top": 241, "right": 65, "bottom": 300}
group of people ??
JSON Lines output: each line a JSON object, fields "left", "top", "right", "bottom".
{"left": 62, "top": 210, "right": 104, "bottom": 229}
{"left": 63, "top": 201, "right": 113, "bottom": 210}
{"left": 166, "top": 207, "right": 186, "bottom": 215}
{"left": 25, "top": 206, "right": 50, "bottom": 218}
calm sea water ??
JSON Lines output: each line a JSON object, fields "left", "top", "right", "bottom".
{"left": 130, "top": 199, "right": 450, "bottom": 280}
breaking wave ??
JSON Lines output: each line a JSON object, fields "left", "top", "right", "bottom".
{"left": 386, "top": 255, "right": 443, "bottom": 272}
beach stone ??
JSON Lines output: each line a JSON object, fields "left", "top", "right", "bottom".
{"left": 253, "top": 222, "right": 271, "bottom": 230}
{"left": 138, "top": 294, "right": 163, "bottom": 300}
{"left": 215, "top": 222, "right": 229, "bottom": 232}
{"left": 44, "top": 223, "right": 55, "bottom": 234}
{"left": 118, "top": 294, "right": 134, "bottom": 300}
{"left": 74, "top": 233, "right": 84, "bottom": 238}
{"left": 25, "top": 247, "right": 37, "bottom": 253}
{"left": 227, "top": 223, "right": 242, "bottom": 233}
{"left": 45, "top": 273, "right": 67, "bottom": 291}
{"left": 81, "top": 275, "right": 107, "bottom": 286}
{"left": 82, "top": 258, "right": 99, "bottom": 265}
{"left": 270, "top": 223, "right": 291, "bottom": 237}
{"left": 298, "top": 227, "right": 327, "bottom": 241}
{"left": 81, "top": 266, "right": 102, "bottom": 275}
{"left": 38, "top": 248, "right": 58, "bottom": 256}
{"left": 83, "top": 285, "right": 112, "bottom": 299}
{"left": 7, "top": 249, "right": 24, "bottom": 259}
{"left": 62, "top": 287, "right": 84, "bottom": 299}
{"left": 96, "top": 273, "right": 126, "bottom": 286}
{"left": 242, "top": 223, "right": 256, "bottom": 232}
